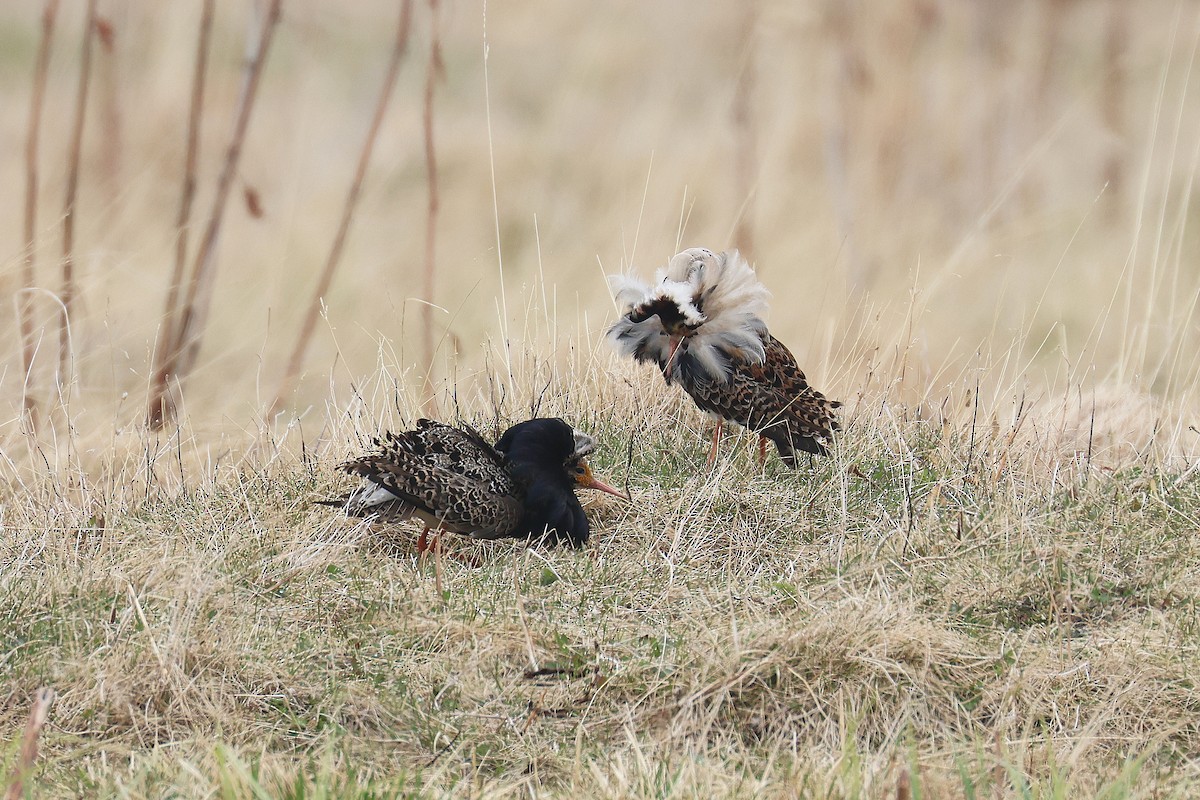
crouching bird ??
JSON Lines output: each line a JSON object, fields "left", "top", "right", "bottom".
{"left": 606, "top": 247, "right": 840, "bottom": 466}
{"left": 318, "top": 418, "right": 627, "bottom": 549}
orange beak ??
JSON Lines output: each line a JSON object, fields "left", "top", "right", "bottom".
{"left": 663, "top": 335, "right": 683, "bottom": 380}
{"left": 575, "top": 460, "right": 630, "bottom": 501}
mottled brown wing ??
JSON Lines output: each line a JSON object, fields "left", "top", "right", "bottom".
{"left": 681, "top": 334, "right": 840, "bottom": 461}
{"left": 338, "top": 419, "right": 523, "bottom": 536}
{"left": 745, "top": 336, "right": 841, "bottom": 435}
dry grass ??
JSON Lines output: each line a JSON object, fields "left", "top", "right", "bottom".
{"left": 3, "top": 352, "right": 1200, "bottom": 797}
{"left": 3, "top": 1, "right": 1200, "bottom": 797}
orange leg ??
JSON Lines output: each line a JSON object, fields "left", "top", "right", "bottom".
{"left": 416, "top": 525, "right": 481, "bottom": 570}
{"left": 432, "top": 533, "right": 444, "bottom": 597}
{"left": 758, "top": 436, "right": 769, "bottom": 466}
{"left": 706, "top": 420, "right": 725, "bottom": 467}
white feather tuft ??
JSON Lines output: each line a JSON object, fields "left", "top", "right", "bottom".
{"left": 605, "top": 316, "right": 672, "bottom": 366}
{"left": 656, "top": 280, "right": 706, "bottom": 326}
{"left": 668, "top": 249, "right": 770, "bottom": 381}
{"left": 663, "top": 248, "right": 770, "bottom": 322}
{"left": 355, "top": 482, "right": 402, "bottom": 509}
{"left": 572, "top": 429, "right": 597, "bottom": 458}
{"left": 607, "top": 273, "right": 654, "bottom": 312}
{"left": 607, "top": 248, "right": 772, "bottom": 383}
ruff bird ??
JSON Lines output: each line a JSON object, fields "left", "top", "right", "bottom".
{"left": 319, "top": 418, "right": 625, "bottom": 549}
{"left": 607, "top": 247, "right": 840, "bottom": 466}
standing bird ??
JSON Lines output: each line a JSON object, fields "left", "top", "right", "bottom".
{"left": 318, "top": 418, "right": 626, "bottom": 549}
{"left": 606, "top": 248, "right": 840, "bottom": 466}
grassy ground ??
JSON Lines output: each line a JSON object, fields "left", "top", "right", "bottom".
{"left": 4, "top": 355, "right": 1200, "bottom": 798}
{"left": 4, "top": 1, "right": 1200, "bottom": 797}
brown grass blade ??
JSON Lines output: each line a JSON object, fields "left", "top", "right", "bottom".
{"left": 59, "top": 0, "right": 99, "bottom": 390}
{"left": 3, "top": 687, "right": 56, "bottom": 800}
{"left": 162, "top": 0, "right": 282, "bottom": 418}
{"left": 269, "top": 0, "right": 415, "bottom": 417}
{"left": 147, "top": 0, "right": 215, "bottom": 430}
{"left": 420, "top": 0, "right": 444, "bottom": 391}
{"left": 19, "top": 0, "right": 61, "bottom": 428}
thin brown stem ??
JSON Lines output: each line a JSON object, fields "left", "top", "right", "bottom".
{"left": 1102, "top": 0, "right": 1126, "bottom": 221}
{"left": 19, "top": 0, "right": 60, "bottom": 427}
{"left": 60, "top": 0, "right": 99, "bottom": 389}
{"left": 95, "top": 16, "right": 121, "bottom": 206}
{"left": 162, "top": 0, "right": 282, "bottom": 419}
{"left": 3, "top": 687, "right": 56, "bottom": 800}
{"left": 148, "top": 0, "right": 215, "bottom": 429}
{"left": 269, "top": 0, "right": 415, "bottom": 416}
{"left": 822, "top": 0, "right": 868, "bottom": 293}
{"left": 731, "top": 0, "right": 756, "bottom": 266}
{"left": 421, "top": 0, "right": 443, "bottom": 398}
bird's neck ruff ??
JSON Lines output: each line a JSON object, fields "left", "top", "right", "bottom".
{"left": 627, "top": 296, "right": 699, "bottom": 331}
{"left": 606, "top": 249, "right": 771, "bottom": 383}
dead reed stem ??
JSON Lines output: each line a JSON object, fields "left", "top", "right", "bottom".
{"left": 19, "top": 0, "right": 61, "bottom": 426}
{"left": 3, "top": 687, "right": 56, "bottom": 800}
{"left": 269, "top": 0, "right": 415, "bottom": 417}
{"left": 148, "top": 0, "right": 215, "bottom": 429}
{"left": 731, "top": 0, "right": 756, "bottom": 266}
{"left": 1102, "top": 0, "right": 1127, "bottom": 221}
{"left": 60, "top": 0, "right": 99, "bottom": 389}
{"left": 822, "top": 0, "right": 868, "bottom": 292}
{"left": 1034, "top": 0, "right": 1070, "bottom": 118}
{"left": 95, "top": 15, "right": 121, "bottom": 207}
{"left": 969, "top": 3, "right": 1004, "bottom": 218}
{"left": 1030, "top": 0, "right": 1070, "bottom": 211}
{"left": 420, "top": 0, "right": 444, "bottom": 402}
{"left": 159, "top": 0, "right": 282, "bottom": 421}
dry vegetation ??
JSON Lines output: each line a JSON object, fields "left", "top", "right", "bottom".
{"left": 4, "top": 1, "right": 1200, "bottom": 797}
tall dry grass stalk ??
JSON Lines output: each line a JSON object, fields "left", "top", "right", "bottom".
{"left": 152, "top": 0, "right": 281, "bottom": 427}
{"left": 3, "top": 687, "right": 56, "bottom": 800}
{"left": 731, "top": 0, "right": 757, "bottom": 265}
{"left": 94, "top": 16, "right": 121, "bottom": 205}
{"left": 59, "top": 0, "right": 98, "bottom": 389}
{"left": 18, "top": 0, "right": 60, "bottom": 427}
{"left": 1103, "top": 0, "right": 1128, "bottom": 220}
{"left": 421, "top": 0, "right": 444, "bottom": 390}
{"left": 270, "top": 0, "right": 415, "bottom": 418}
{"left": 822, "top": 0, "right": 869, "bottom": 293}
{"left": 147, "top": 0, "right": 215, "bottom": 430}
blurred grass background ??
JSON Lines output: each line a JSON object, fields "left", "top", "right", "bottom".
{"left": 0, "top": 0, "right": 1198, "bottom": 432}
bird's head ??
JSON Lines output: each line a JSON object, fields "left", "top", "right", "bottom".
{"left": 495, "top": 418, "right": 628, "bottom": 500}
{"left": 660, "top": 247, "right": 720, "bottom": 288}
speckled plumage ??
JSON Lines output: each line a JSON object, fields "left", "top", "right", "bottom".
{"left": 320, "top": 418, "right": 609, "bottom": 547}
{"left": 676, "top": 333, "right": 840, "bottom": 462}
{"left": 607, "top": 248, "right": 840, "bottom": 464}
